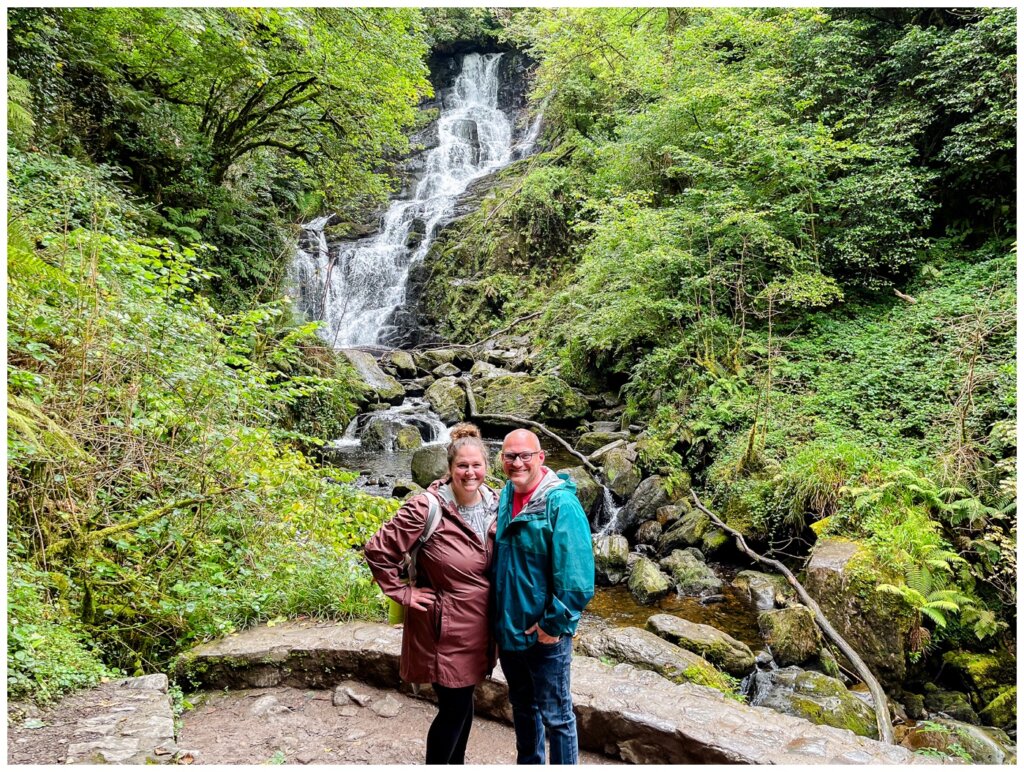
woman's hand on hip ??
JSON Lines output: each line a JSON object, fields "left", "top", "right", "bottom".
{"left": 407, "top": 587, "right": 437, "bottom": 612}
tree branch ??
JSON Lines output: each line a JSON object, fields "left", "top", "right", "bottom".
{"left": 691, "top": 491, "right": 895, "bottom": 745}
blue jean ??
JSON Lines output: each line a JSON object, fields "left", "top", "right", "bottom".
{"left": 498, "top": 636, "right": 578, "bottom": 765}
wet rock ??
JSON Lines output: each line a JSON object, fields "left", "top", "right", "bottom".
{"left": 804, "top": 539, "right": 915, "bottom": 688}
{"left": 619, "top": 476, "right": 675, "bottom": 535}
{"left": 476, "top": 373, "right": 588, "bottom": 423}
{"left": 396, "top": 425, "right": 422, "bottom": 450}
{"left": 560, "top": 466, "right": 600, "bottom": 515}
{"left": 732, "top": 570, "right": 789, "bottom": 611}
{"left": 576, "top": 431, "right": 630, "bottom": 455}
{"left": 749, "top": 666, "right": 878, "bottom": 739}
{"left": 758, "top": 606, "right": 822, "bottom": 667}
{"left": 646, "top": 614, "right": 755, "bottom": 676}
{"left": 575, "top": 627, "right": 734, "bottom": 694}
{"left": 424, "top": 377, "right": 466, "bottom": 424}
{"left": 360, "top": 419, "right": 418, "bottom": 452}
{"left": 900, "top": 718, "right": 1016, "bottom": 764}
{"left": 411, "top": 446, "right": 450, "bottom": 488}
{"left": 657, "top": 510, "right": 709, "bottom": 554}
{"left": 627, "top": 557, "right": 671, "bottom": 604}
{"left": 380, "top": 350, "right": 417, "bottom": 378}
{"left": 392, "top": 479, "right": 423, "bottom": 499}
{"left": 432, "top": 362, "right": 461, "bottom": 378}
{"left": 339, "top": 349, "right": 405, "bottom": 405}
{"left": 922, "top": 683, "right": 979, "bottom": 724}
{"left": 635, "top": 520, "right": 662, "bottom": 546}
{"left": 593, "top": 535, "right": 630, "bottom": 585}
{"left": 603, "top": 447, "right": 641, "bottom": 498}
{"left": 659, "top": 550, "right": 723, "bottom": 596}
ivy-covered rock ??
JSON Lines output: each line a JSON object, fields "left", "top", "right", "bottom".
{"left": 627, "top": 557, "right": 671, "bottom": 604}
{"left": 424, "top": 377, "right": 466, "bottom": 424}
{"left": 593, "top": 534, "right": 630, "bottom": 585}
{"left": 659, "top": 550, "right": 722, "bottom": 596}
{"left": 560, "top": 466, "right": 600, "bottom": 515}
{"left": 575, "top": 626, "right": 735, "bottom": 694}
{"left": 603, "top": 447, "right": 641, "bottom": 498}
{"left": 475, "top": 373, "right": 588, "bottom": 423}
{"left": 339, "top": 349, "right": 405, "bottom": 405}
{"left": 411, "top": 446, "right": 449, "bottom": 488}
{"left": 803, "top": 539, "right": 915, "bottom": 688}
{"left": 749, "top": 666, "right": 878, "bottom": 739}
{"left": 646, "top": 614, "right": 755, "bottom": 675}
{"left": 758, "top": 606, "right": 821, "bottom": 667}
{"left": 979, "top": 686, "right": 1016, "bottom": 730}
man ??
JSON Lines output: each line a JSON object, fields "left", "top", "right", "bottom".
{"left": 492, "top": 428, "right": 595, "bottom": 765}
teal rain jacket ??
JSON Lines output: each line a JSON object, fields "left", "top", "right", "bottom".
{"left": 492, "top": 468, "right": 595, "bottom": 651}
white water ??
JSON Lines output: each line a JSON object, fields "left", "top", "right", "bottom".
{"left": 330, "top": 398, "right": 451, "bottom": 450}
{"left": 596, "top": 487, "right": 624, "bottom": 536}
{"left": 291, "top": 53, "right": 515, "bottom": 347}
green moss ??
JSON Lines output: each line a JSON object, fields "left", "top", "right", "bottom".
{"left": 942, "top": 651, "right": 1017, "bottom": 706}
{"left": 979, "top": 687, "right": 1016, "bottom": 729}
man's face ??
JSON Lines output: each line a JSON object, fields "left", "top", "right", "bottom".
{"left": 502, "top": 430, "right": 545, "bottom": 493}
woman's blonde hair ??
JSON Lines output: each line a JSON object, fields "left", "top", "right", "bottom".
{"left": 447, "top": 422, "right": 487, "bottom": 469}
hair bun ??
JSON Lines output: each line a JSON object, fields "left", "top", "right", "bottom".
{"left": 448, "top": 422, "right": 482, "bottom": 441}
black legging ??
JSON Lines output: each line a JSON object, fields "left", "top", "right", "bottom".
{"left": 426, "top": 683, "right": 476, "bottom": 764}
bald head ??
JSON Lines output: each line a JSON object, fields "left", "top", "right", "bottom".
{"left": 502, "top": 429, "right": 545, "bottom": 493}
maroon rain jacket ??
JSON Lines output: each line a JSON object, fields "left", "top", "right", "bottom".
{"left": 364, "top": 479, "right": 497, "bottom": 688}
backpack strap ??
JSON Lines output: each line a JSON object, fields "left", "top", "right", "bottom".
{"left": 405, "top": 491, "right": 443, "bottom": 586}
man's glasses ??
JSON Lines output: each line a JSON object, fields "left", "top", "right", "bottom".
{"left": 502, "top": 451, "right": 539, "bottom": 464}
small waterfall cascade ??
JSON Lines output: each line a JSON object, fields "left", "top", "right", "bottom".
{"left": 331, "top": 399, "right": 451, "bottom": 451}
{"left": 291, "top": 52, "right": 516, "bottom": 347}
{"left": 595, "top": 487, "right": 624, "bottom": 536}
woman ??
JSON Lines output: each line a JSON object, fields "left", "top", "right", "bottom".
{"left": 364, "top": 423, "right": 498, "bottom": 765}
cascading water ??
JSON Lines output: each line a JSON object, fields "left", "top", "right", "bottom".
{"left": 291, "top": 53, "right": 516, "bottom": 348}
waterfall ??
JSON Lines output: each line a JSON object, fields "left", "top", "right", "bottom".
{"left": 291, "top": 53, "right": 516, "bottom": 348}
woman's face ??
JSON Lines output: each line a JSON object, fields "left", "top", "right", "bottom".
{"left": 450, "top": 445, "right": 486, "bottom": 501}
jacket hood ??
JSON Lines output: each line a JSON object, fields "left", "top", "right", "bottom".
{"left": 430, "top": 477, "right": 497, "bottom": 510}
{"left": 516, "top": 467, "right": 573, "bottom": 516}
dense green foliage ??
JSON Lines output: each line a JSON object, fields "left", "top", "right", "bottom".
{"left": 426, "top": 8, "right": 1015, "bottom": 651}
{"left": 8, "top": 7, "right": 431, "bottom": 307}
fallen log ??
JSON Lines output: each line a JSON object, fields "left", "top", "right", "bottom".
{"left": 456, "top": 378, "right": 601, "bottom": 477}
{"left": 691, "top": 491, "right": 895, "bottom": 745}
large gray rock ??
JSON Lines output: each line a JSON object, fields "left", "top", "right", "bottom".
{"left": 804, "top": 540, "right": 915, "bottom": 688}
{"left": 476, "top": 374, "right": 588, "bottom": 423}
{"left": 593, "top": 534, "right": 630, "bottom": 585}
{"left": 619, "top": 476, "right": 675, "bottom": 534}
{"left": 560, "top": 466, "right": 600, "bottom": 515}
{"left": 424, "top": 377, "right": 466, "bottom": 424}
{"left": 733, "top": 570, "right": 791, "bottom": 611}
{"left": 359, "top": 418, "right": 421, "bottom": 452}
{"left": 635, "top": 520, "right": 662, "bottom": 546}
{"left": 179, "top": 621, "right": 926, "bottom": 765}
{"left": 411, "top": 446, "right": 449, "bottom": 488}
{"left": 657, "top": 509, "right": 709, "bottom": 554}
{"left": 758, "top": 606, "right": 822, "bottom": 667}
{"left": 646, "top": 614, "right": 755, "bottom": 676}
{"left": 627, "top": 557, "right": 671, "bottom": 604}
{"left": 660, "top": 550, "right": 723, "bottom": 596}
{"left": 749, "top": 667, "right": 879, "bottom": 740}
{"left": 469, "top": 360, "right": 510, "bottom": 380}
{"left": 380, "top": 350, "right": 417, "bottom": 378}
{"left": 576, "top": 431, "right": 629, "bottom": 455}
{"left": 432, "top": 362, "right": 461, "bottom": 378}
{"left": 339, "top": 349, "right": 405, "bottom": 405}
{"left": 603, "top": 447, "right": 641, "bottom": 498}
{"left": 575, "top": 627, "right": 734, "bottom": 693}
{"left": 416, "top": 347, "right": 474, "bottom": 370}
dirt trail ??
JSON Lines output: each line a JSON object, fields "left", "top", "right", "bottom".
{"left": 9, "top": 680, "right": 615, "bottom": 765}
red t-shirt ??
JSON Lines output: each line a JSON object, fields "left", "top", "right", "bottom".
{"left": 511, "top": 476, "right": 544, "bottom": 518}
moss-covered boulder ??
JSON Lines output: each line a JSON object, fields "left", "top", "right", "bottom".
{"left": 574, "top": 627, "right": 735, "bottom": 694}
{"left": 576, "top": 431, "right": 629, "bottom": 455}
{"left": 646, "top": 614, "right": 755, "bottom": 675}
{"left": 395, "top": 425, "right": 422, "bottom": 450}
{"left": 593, "top": 534, "right": 630, "bottom": 585}
{"left": 732, "top": 570, "right": 790, "bottom": 611}
{"left": 603, "top": 447, "right": 641, "bottom": 498}
{"left": 659, "top": 550, "right": 723, "bottom": 596}
{"left": 701, "top": 528, "right": 728, "bottom": 554}
{"left": 923, "top": 683, "right": 980, "bottom": 723}
{"left": 475, "top": 373, "right": 588, "bottom": 423}
{"left": 360, "top": 418, "right": 420, "bottom": 452}
{"left": 339, "top": 349, "right": 405, "bottom": 405}
{"left": 657, "top": 510, "right": 709, "bottom": 555}
{"left": 941, "top": 650, "right": 1017, "bottom": 710}
{"left": 803, "top": 539, "right": 915, "bottom": 688}
{"left": 560, "top": 466, "right": 600, "bottom": 515}
{"left": 416, "top": 347, "right": 474, "bottom": 370}
{"left": 628, "top": 557, "right": 671, "bottom": 604}
{"left": 758, "top": 606, "right": 822, "bottom": 666}
{"left": 411, "top": 446, "right": 449, "bottom": 488}
{"left": 380, "top": 349, "right": 417, "bottom": 378}
{"left": 469, "top": 360, "right": 510, "bottom": 379}
{"left": 979, "top": 686, "right": 1016, "bottom": 730}
{"left": 619, "top": 476, "right": 676, "bottom": 534}
{"left": 749, "top": 666, "right": 878, "bottom": 739}
{"left": 432, "top": 362, "right": 461, "bottom": 378}
{"left": 424, "top": 377, "right": 466, "bottom": 424}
